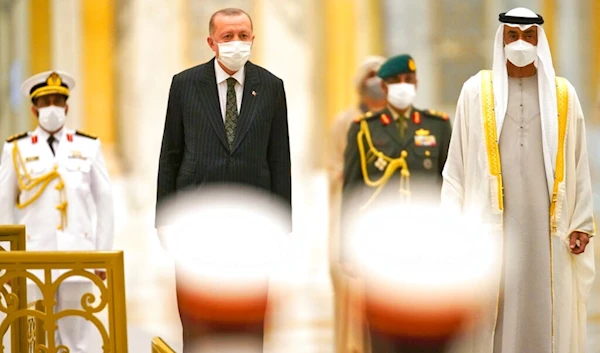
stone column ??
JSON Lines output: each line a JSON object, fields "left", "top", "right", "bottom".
{"left": 81, "top": 0, "right": 120, "bottom": 175}
{"left": 592, "top": 0, "right": 600, "bottom": 122}
{"left": 502, "top": 0, "right": 540, "bottom": 11}
{"left": 556, "top": 0, "right": 591, "bottom": 114}
{"left": 50, "top": 0, "right": 83, "bottom": 129}
{"left": 257, "top": 1, "right": 332, "bottom": 351}
{"left": 0, "top": 2, "right": 12, "bottom": 137}
{"left": 28, "top": 0, "right": 51, "bottom": 117}
{"left": 113, "top": 0, "right": 187, "bottom": 342}
{"left": 383, "top": 0, "right": 435, "bottom": 108}
{"left": 383, "top": 0, "right": 491, "bottom": 114}
{"left": 12, "top": 0, "right": 30, "bottom": 133}
{"left": 115, "top": 0, "right": 186, "bottom": 209}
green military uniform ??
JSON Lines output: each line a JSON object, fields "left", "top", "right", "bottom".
{"left": 342, "top": 55, "right": 452, "bottom": 208}
{"left": 343, "top": 107, "right": 451, "bottom": 204}
{"left": 340, "top": 54, "right": 453, "bottom": 353}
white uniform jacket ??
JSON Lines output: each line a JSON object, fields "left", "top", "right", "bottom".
{"left": 0, "top": 126, "right": 114, "bottom": 281}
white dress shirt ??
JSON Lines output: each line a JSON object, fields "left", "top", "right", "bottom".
{"left": 215, "top": 59, "right": 245, "bottom": 122}
{"left": 37, "top": 126, "right": 65, "bottom": 157}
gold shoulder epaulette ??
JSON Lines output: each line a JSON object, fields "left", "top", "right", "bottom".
{"left": 426, "top": 109, "right": 449, "bottom": 121}
{"left": 75, "top": 130, "right": 98, "bottom": 140}
{"left": 6, "top": 131, "right": 28, "bottom": 143}
{"left": 353, "top": 111, "right": 375, "bottom": 123}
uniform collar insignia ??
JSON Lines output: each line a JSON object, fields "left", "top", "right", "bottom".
{"left": 412, "top": 111, "right": 421, "bottom": 124}
{"left": 381, "top": 114, "right": 391, "bottom": 125}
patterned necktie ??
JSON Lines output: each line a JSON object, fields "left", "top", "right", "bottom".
{"left": 47, "top": 135, "right": 56, "bottom": 156}
{"left": 224, "top": 77, "right": 238, "bottom": 150}
{"left": 396, "top": 117, "right": 407, "bottom": 140}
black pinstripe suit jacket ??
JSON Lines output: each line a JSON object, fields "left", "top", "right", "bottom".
{"left": 156, "top": 59, "right": 291, "bottom": 227}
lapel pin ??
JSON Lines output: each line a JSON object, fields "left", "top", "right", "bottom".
{"left": 252, "top": 91, "right": 257, "bottom": 96}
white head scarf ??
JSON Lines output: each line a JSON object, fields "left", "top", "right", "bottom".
{"left": 492, "top": 7, "right": 557, "bottom": 192}
{"left": 353, "top": 56, "right": 386, "bottom": 90}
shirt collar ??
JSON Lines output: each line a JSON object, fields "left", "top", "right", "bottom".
{"left": 214, "top": 58, "right": 246, "bottom": 86}
{"left": 35, "top": 125, "right": 65, "bottom": 141}
{"left": 387, "top": 105, "right": 412, "bottom": 121}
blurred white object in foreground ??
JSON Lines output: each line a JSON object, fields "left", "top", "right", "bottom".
{"left": 159, "top": 186, "right": 288, "bottom": 281}
{"left": 157, "top": 185, "right": 288, "bottom": 327}
{"left": 348, "top": 200, "right": 501, "bottom": 340}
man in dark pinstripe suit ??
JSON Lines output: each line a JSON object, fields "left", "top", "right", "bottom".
{"left": 156, "top": 8, "right": 291, "bottom": 352}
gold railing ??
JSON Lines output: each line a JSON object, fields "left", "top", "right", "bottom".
{"left": 151, "top": 337, "right": 176, "bottom": 353}
{"left": 0, "top": 225, "right": 29, "bottom": 353}
{"left": 26, "top": 300, "right": 45, "bottom": 352}
{"left": 0, "top": 251, "right": 128, "bottom": 353}
{"left": 0, "top": 225, "right": 27, "bottom": 252}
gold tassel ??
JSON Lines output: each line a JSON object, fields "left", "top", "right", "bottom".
{"left": 356, "top": 123, "right": 411, "bottom": 210}
{"left": 12, "top": 143, "right": 68, "bottom": 230}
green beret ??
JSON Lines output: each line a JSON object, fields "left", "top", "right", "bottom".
{"left": 377, "top": 54, "right": 416, "bottom": 79}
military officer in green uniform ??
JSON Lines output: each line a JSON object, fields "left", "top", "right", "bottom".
{"left": 343, "top": 54, "right": 452, "bottom": 208}
{"left": 340, "top": 54, "right": 453, "bottom": 353}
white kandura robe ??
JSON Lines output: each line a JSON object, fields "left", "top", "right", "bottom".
{"left": 494, "top": 74, "right": 551, "bottom": 353}
{"left": 442, "top": 70, "right": 595, "bottom": 353}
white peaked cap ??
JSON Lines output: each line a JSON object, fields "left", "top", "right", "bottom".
{"left": 20, "top": 70, "right": 76, "bottom": 99}
{"left": 492, "top": 7, "right": 557, "bottom": 196}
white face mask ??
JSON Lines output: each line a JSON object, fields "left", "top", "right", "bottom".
{"left": 387, "top": 83, "right": 416, "bottom": 110}
{"left": 362, "top": 76, "right": 386, "bottom": 100}
{"left": 217, "top": 41, "right": 252, "bottom": 71}
{"left": 504, "top": 40, "right": 537, "bottom": 67}
{"left": 38, "top": 106, "right": 66, "bottom": 132}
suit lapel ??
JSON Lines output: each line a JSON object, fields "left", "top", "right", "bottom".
{"left": 231, "top": 62, "right": 262, "bottom": 153}
{"left": 196, "top": 58, "right": 229, "bottom": 151}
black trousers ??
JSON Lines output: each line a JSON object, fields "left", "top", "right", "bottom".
{"left": 175, "top": 270, "right": 265, "bottom": 353}
{"left": 179, "top": 313, "right": 264, "bottom": 353}
{"left": 368, "top": 327, "right": 449, "bottom": 353}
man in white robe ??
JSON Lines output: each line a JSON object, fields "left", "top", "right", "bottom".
{"left": 328, "top": 56, "right": 386, "bottom": 353}
{"left": 441, "top": 7, "right": 595, "bottom": 353}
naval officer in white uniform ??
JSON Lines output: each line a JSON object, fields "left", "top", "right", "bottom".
{"left": 0, "top": 70, "right": 114, "bottom": 352}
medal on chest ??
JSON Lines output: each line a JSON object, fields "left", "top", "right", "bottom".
{"left": 414, "top": 129, "right": 437, "bottom": 147}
